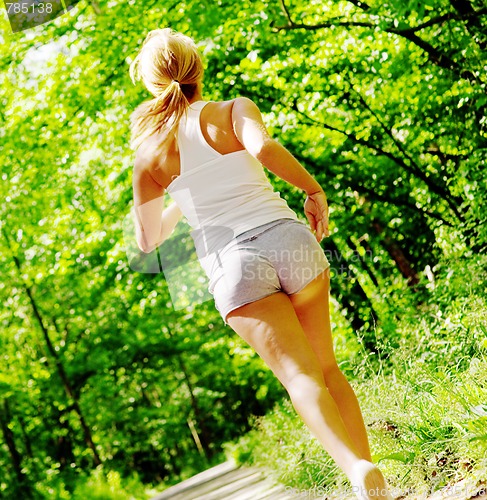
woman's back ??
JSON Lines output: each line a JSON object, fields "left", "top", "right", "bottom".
{"left": 146, "top": 99, "right": 245, "bottom": 188}
{"left": 158, "top": 98, "right": 299, "bottom": 255}
{"left": 199, "top": 100, "right": 246, "bottom": 155}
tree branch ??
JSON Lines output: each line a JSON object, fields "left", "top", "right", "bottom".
{"left": 290, "top": 151, "right": 453, "bottom": 226}
{"left": 354, "top": 183, "right": 454, "bottom": 226}
{"left": 277, "top": 0, "right": 486, "bottom": 35}
{"left": 346, "top": 82, "right": 464, "bottom": 215}
{"left": 289, "top": 100, "right": 464, "bottom": 221}
{"left": 274, "top": 17, "right": 460, "bottom": 72}
{"left": 1, "top": 223, "right": 102, "bottom": 467}
{"left": 345, "top": 0, "right": 371, "bottom": 12}
{"left": 274, "top": 0, "right": 487, "bottom": 78}
{"left": 401, "top": 7, "right": 487, "bottom": 34}
{"left": 449, "top": 0, "right": 487, "bottom": 49}
{"left": 348, "top": 83, "right": 424, "bottom": 173}
{"left": 277, "top": 0, "right": 293, "bottom": 23}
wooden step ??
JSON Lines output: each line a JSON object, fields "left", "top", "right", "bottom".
{"left": 150, "top": 460, "right": 322, "bottom": 500}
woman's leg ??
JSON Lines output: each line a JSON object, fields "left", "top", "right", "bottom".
{"left": 288, "top": 268, "right": 373, "bottom": 461}
{"left": 226, "top": 291, "right": 391, "bottom": 499}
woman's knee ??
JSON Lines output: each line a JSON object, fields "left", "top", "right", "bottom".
{"left": 285, "top": 369, "right": 327, "bottom": 403}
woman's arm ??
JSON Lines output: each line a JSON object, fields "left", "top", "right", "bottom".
{"left": 231, "top": 97, "right": 329, "bottom": 241}
{"left": 132, "top": 154, "right": 182, "bottom": 253}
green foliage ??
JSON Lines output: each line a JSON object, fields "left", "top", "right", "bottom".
{"left": 70, "top": 468, "right": 150, "bottom": 500}
{"left": 0, "top": 0, "right": 485, "bottom": 496}
{"left": 224, "top": 398, "right": 344, "bottom": 494}
{"left": 31, "top": 466, "right": 154, "bottom": 500}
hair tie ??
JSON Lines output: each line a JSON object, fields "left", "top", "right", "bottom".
{"left": 173, "top": 79, "right": 180, "bottom": 84}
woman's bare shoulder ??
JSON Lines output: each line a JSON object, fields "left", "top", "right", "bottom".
{"left": 135, "top": 131, "right": 178, "bottom": 187}
{"left": 210, "top": 97, "right": 257, "bottom": 111}
{"left": 230, "top": 96, "right": 262, "bottom": 116}
{"left": 140, "top": 129, "right": 175, "bottom": 157}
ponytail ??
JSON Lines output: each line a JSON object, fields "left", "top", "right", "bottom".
{"left": 129, "top": 29, "right": 203, "bottom": 152}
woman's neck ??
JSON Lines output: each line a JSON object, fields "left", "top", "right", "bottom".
{"left": 188, "top": 81, "right": 204, "bottom": 103}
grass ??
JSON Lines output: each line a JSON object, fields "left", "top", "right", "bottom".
{"left": 223, "top": 255, "right": 487, "bottom": 498}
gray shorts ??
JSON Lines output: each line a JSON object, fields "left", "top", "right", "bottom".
{"left": 201, "top": 218, "right": 330, "bottom": 325}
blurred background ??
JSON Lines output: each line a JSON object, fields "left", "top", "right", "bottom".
{"left": 0, "top": 0, "right": 486, "bottom": 498}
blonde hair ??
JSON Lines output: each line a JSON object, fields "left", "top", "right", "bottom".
{"left": 128, "top": 28, "right": 204, "bottom": 152}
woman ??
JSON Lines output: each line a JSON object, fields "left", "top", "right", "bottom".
{"left": 129, "top": 28, "right": 393, "bottom": 500}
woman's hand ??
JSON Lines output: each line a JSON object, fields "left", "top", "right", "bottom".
{"left": 304, "top": 190, "right": 329, "bottom": 242}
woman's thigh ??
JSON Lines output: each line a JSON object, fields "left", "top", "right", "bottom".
{"left": 226, "top": 291, "right": 325, "bottom": 389}
{"left": 288, "top": 267, "right": 339, "bottom": 376}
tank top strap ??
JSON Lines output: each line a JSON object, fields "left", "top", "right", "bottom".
{"left": 177, "top": 101, "right": 220, "bottom": 174}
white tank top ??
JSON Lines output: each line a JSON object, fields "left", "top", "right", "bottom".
{"left": 166, "top": 100, "right": 299, "bottom": 256}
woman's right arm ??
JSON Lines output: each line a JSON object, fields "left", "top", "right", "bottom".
{"left": 231, "top": 97, "right": 329, "bottom": 241}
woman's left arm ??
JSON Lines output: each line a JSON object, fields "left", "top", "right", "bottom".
{"left": 132, "top": 155, "right": 182, "bottom": 253}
